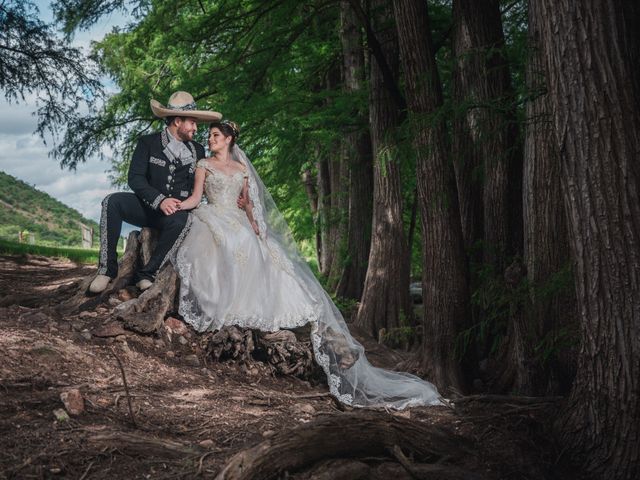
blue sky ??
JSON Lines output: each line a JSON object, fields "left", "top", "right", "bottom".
{"left": 0, "top": 1, "right": 130, "bottom": 224}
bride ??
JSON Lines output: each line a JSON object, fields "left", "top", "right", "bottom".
{"left": 173, "top": 120, "right": 443, "bottom": 409}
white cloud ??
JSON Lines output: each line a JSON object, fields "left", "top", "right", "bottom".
{"left": 0, "top": 128, "right": 120, "bottom": 222}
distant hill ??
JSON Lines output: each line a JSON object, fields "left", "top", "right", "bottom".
{"left": 0, "top": 171, "right": 100, "bottom": 247}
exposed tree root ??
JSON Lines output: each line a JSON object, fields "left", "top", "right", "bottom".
{"left": 112, "top": 264, "right": 178, "bottom": 334}
{"left": 214, "top": 410, "right": 482, "bottom": 480}
{"left": 203, "top": 325, "right": 321, "bottom": 379}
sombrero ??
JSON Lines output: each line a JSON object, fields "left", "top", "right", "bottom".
{"left": 150, "top": 91, "right": 222, "bottom": 123}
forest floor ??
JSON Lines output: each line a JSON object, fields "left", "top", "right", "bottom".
{"left": 0, "top": 254, "right": 568, "bottom": 479}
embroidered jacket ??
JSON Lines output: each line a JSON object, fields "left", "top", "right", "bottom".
{"left": 127, "top": 129, "right": 206, "bottom": 210}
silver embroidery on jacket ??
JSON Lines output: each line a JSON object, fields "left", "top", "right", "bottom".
{"left": 97, "top": 193, "right": 114, "bottom": 275}
{"left": 150, "top": 156, "right": 166, "bottom": 167}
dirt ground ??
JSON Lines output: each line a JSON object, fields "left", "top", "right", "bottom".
{"left": 0, "top": 254, "right": 566, "bottom": 479}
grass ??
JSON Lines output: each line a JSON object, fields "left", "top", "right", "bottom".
{"left": 0, "top": 238, "right": 101, "bottom": 264}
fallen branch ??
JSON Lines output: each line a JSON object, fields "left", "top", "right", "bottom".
{"left": 110, "top": 348, "right": 136, "bottom": 427}
{"left": 87, "top": 431, "right": 201, "bottom": 459}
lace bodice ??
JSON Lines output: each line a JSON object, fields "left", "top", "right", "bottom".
{"left": 197, "top": 160, "right": 246, "bottom": 210}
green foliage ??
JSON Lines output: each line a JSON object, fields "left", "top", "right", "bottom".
{"left": 331, "top": 295, "right": 358, "bottom": 320}
{"left": 0, "top": 0, "right": 101, "bottom": 139}
{"left": 380, "top": 325, "right": 416, "bottom": 350}
{"left": 0, "top": 171, "right": 99, "bottom": 247}
{"left": 54, "top": 0, "right": 352, "bottom": 247}
{"left": 455, "top": 259, "right": 576, "bottom": 361}
{"left": 455, "top": 259, "right": 527, "bottom": 359}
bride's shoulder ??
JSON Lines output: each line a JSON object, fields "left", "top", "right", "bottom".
{"left": 197, "top": 158, "right": 213, "bottom": 169}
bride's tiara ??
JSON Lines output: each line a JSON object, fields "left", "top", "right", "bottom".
{"left": 220, "top": 120, "right": 240, "bottom": 139}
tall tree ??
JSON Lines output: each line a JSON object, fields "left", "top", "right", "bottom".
{"left": 393, "top": 0, "right": 470, "bottom": 391}
{"left": 315, "top": 36, "right": 346, "bottom": 283}
{"left": 534, "top": 1, "right": 640, "bottom": 478}
{"left": 335, "top": 0, "right": 373, "bottom": 301}
{"left": 450, "top": 0, "right": 524, "bottom": 392}
{"left": 521, "top": 1, "right": 575, "bottom": 395}
{"left": 450, "top": 0, "right": 522, "bottom": 267}
{"left": 354, "top": 0, "right": 412, "bottom": 338}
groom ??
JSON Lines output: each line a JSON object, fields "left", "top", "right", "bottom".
{"left": 88, "top": 91, "right": 221, "bottom": 294}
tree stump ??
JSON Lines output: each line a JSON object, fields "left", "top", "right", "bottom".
{"left": 59, "top": 230, "right": 142, "bottom": 314}
{"left": 59, "top": 228, "right": 179, "bottom": 334}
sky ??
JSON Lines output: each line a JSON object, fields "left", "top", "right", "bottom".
{"left": 0, "top": 1, "right": 130, "bottom": 224}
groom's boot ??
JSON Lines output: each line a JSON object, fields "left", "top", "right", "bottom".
{"left": 136, "top": 279, "right": 153, "bottom": 291}
{"left": 89, "top": 274, "right": 112, "bottom": 293}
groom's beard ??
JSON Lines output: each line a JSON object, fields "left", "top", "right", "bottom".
{"left": 176, "top": 125, "right": 196, "bottom": 142}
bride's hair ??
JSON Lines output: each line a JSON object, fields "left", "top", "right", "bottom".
{"left": 209, "top": 120, "right": 240, "bottom": 148}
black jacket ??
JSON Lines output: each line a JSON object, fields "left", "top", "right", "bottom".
{"left": 127, "top": 129, "right": 206, "bottom": 210}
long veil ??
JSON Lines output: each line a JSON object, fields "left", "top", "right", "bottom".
{"left": 231, "top": 145, "right": 443, "bottom": 409}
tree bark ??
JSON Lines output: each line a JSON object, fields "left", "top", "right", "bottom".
{"left": 393, "top": 0, "right": 470, "bottom": 392}
{"left": 451, "top": 0, "right": 522, "bottom": 268}
{"left": 450, "top": 0, "right": 524, "bottom": 393}
{"left": 354, "top": 0, "right": 412, "bottom": 339}
{"left": 534, "top": 1, "right": 640, "bottom": 477}
{"left": 521, "top": 3, "right": 575, "bottom": 396}
{"left": 317, "top": 62, "right": 347, "bottom": 283}
{"left": 326, "top": 143, "right": 349, "bottom": 291}
{"left": 450, "top": 4, "right": 483, "bottom": 255}
{"left": 335, "top": 0, "right": 373, "bottom": 301}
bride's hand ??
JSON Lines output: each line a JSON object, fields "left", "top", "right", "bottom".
{"left": 251, "top": 220, "right": 260, "bottom": 236}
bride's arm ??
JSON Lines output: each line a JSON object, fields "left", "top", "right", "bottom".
{"left": 178, "top": 167, "right": 206, "bottom": 210}
{"left": 242, "top": 177, "right": 260, "bottom": 235}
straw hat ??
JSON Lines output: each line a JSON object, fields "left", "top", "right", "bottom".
{"left": 150, "top": 91, "right": 222, "bottom": 123}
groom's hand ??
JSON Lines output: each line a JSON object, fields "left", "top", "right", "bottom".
{"left": 160, "top": 198, "right": 181, "bottom": 215}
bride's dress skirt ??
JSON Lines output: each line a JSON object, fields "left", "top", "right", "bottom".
{"left": 175, "top": 201, "right": 320, "bottom": 332}
{"left": 173, "top": 163, "right": 442, "bottom": 409}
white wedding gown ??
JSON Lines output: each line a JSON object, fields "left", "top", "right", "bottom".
{"left": 174, "top": 155, "right": 443, "bottom": 409}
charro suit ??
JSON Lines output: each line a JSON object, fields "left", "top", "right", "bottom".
{"left": 97, "top": 128, "right": 206, "bottom": 282}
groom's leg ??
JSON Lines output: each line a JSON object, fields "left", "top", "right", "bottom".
{"left": 97, "top": 192, "right": 151, "bottom": 278}
{"left": 136, "top": 210, "right": 190, "bottom": 282}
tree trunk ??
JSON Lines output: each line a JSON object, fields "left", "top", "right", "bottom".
{"left": 451, "top": 0, "right": 522, "bottom": 268}
{"left": 316, "top": 150, "right": 332, "bottom": 275}
{"left": 335, "top": 0, "right": 374, "bottom": 301}
{"left": 534, "top": 1, "right": 640, "bottom": 478}
{"left": 521, "top": 4, "right": 575, "bottom": 396}
{"left": 354, "top": 0, "right": 412, "bottom": 339}
{"left": 451, "top": 0, "right": 524, "bottom": 392}
{"left": 301, "top": 167, "right": 322, "bottom": 272}
{"left": 326, "top": 144, "right": 349, "bottom": 291}
{"left": 317, "top": 64, "right": 347, "bottom": 283}
{"left": 393, "top": 0, "right": 470, "bottom": 393}
{"left": 450, "top": 6, "right": 483, "bottom": 255}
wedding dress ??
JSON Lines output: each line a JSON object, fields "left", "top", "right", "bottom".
{"left": 173, "top": 147, "right": 443, "bottom": 409}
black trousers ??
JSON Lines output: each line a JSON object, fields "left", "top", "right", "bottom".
{"left": 97, "top": 192, "right": 189, "bottom": 281}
